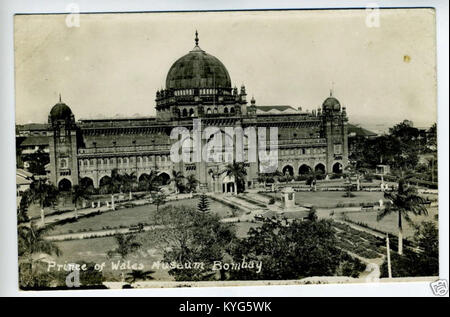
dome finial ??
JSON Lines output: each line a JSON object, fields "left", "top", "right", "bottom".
{"left": 330, "top": 81, "right": 335, "bottom": 97}
{"left": 195, "top": 30, "right": 199, "bottom": 46}
{"left": 59, "top": 93, "right": 62, "bottom": 103}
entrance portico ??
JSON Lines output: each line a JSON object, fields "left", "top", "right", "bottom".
{"left": 222, "top": 175, "right": 236, "bottom": 194}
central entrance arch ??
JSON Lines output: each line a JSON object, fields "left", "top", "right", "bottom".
{"left": 58, "top": 178, "right": 72, "bottom": 191}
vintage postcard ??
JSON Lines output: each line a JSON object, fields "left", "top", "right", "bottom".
{"left": 14, "top": 8, "right": 440, "bottom": 291}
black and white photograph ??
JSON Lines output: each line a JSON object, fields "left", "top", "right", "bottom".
{"left": 1, "top": 2, "right": 448, "bottom": 298}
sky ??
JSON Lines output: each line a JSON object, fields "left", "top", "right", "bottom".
{"left": 14, "top": 9, "right": 437, "bottom": 130}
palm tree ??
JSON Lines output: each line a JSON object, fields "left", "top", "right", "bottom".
{"left": 306, "top": 170, "right": 323, "bottom": 192}
{"left": 121, "top": 172, "right": 137, "bottom": 199}
{"left": 185, "top": 174, "right": 199, "bottom": 193}
{"left": 28, "top": 179, "right": 59, "bottom": 225}
{"left": 71, "top": 185, "right": 90, "bottom": 218}
{"left": 223, "top": 161, "right": 247, "bottom": 194}
{"left": 18, "top": 223, "right": 61, "bottom": 285}
{"left": 152, "top": 190, "right": 167, "bottom": 213}
{"left": 344, "top": 164, "right": 367, "bottom": 191}
{"left": 17, "top": 190, "right": 31, "bottom": 223}
{"left": 139, "top": 170, "right": 159, "bottom": 193}
{"left": 377, "top": 178, "right": 428, "bottom": 255}
{"left": 125, "top": 269, "right": 155, "bottom": 284}
{"left": 101, "top": 169, "right": 122, "bottom": 195}
{"left": 257, "top": 173, "right": 271, "bottom": 189}
{"left": 270, "top": 169, "right": 283, "bottom": 183}
{"left": 170, "top": 170, "right": 185, "bottom": 193}
{"left": 107, "top": 233, "right": 142, "bottom": 282}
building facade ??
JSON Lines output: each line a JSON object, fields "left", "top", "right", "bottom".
{"left": 43, "top": 33, "right": 349, "bottom": 192}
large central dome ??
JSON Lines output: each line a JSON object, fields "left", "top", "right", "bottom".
{"left": 165, "top": 33, "right": 231, "bottom": 90}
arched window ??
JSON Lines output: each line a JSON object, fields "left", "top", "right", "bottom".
{"left": 60, "top": 158, "right": 68, "bottom": 169}
{"left": 224, "top": 107, "right": 229, "bottom": 114}
{"left": 189, "top": 108, "right": 195, "bottom": 117}
{"left": 206, "top": 108, "right": 212, "bottom": 114}
{"left": 230, "top": 107, "right": 235, "bottom": 114}
{"left": 182, "top": 108, "right": 188, "bottom": 117}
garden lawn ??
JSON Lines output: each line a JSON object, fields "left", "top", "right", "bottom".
{"left": 54, "top": 235, "right": 171, "bottom": 281}
{"left": 234, "top": 221, "right": 262, "bottom": 238}
{"left": 51, "top": 220, "right": 260, "bottom": 281}
{"left": 50, "top": 198, "right": 234, "bottom": 235}
{"left": 342, "top": 206, "right": 438, "bottom": 238}
{"left": 267, "top": 191, "right": 384, "bottom": 208}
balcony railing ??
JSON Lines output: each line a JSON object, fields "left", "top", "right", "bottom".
{"left": 78, "top": 144, "right": 171, "bottom": 155}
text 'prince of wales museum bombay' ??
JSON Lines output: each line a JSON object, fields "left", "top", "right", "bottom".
{"left": 27, "top": 32, "right": 349, "bottom": 193}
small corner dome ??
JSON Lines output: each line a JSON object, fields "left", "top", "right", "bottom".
{"left": 322, "top": 96, "right": 341, "bottom": 111}
{"left": 50, "top": 102, "right": 73, "bottom": 121}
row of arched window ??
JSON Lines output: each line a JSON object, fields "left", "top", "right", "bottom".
{"left": 280, "top": 147, "right": 326, "bottom": 156}
{"left": 173, "top": 89, "right": 232, "bottom": 96}
{"left": 176, "top": 106, "right": 237, "bottom": 118}
{"left": 79, "top": 155, "right": 170, "bottom": 168}
{"left": 205, "top": 106, "right": 235, "bottom": 115}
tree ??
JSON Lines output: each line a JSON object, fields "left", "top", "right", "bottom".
{"left": 18, "top": 223, "right": 61, "bottom": 288}
{"left": 305, "top": 170, "right": 324, "bottom": 191}
{"left": 229, "top": 218, "right": 364, "bottom": 280}
{"left": 377, "top": 178, "right": 428, "bottom": 255}
{"left": 426, "top": 123, "right": 437, "bottom": 151}
{"left": 138, "top": 170, "right": 159, "bottom": 193}
{"left": 197, "top": 193, "right": 210, "bottom": 213}
{"left": 24, "top": 149, "right": 49, "bottom": 175}
{"left": 380, "top": 221, "right": 438, "bottom": 277}
{"left": 99, "top": 169, "right": 121, "bottom": 194}
{"left": 153, "top": 205, "right": 236, "bottom": 281}
{"left": 412, "top": 221, "right": 438, "bottom": 274}
{"left": 185, "top": 174, "right": 199, "bottom": 193}
{"left": 152, "top": 190, "right": 167, "bottom": 213}
{"left": 170, "top": 170, "right": 185, "bottom": 193}
{"left": 223, "top": 161, "right": 247, "bottom": 194}
{"left": 121, "top": 172, "right": 137, "bottom": 198}
{"left": 71, "top": 185, "right": 90, "bottom": 217}
{"left": 349, "top": 120, "right": 423, "bottom": 171}
{"left": 126, "top": 270, "right": 155, "bottom": 284}
{"left": 107, "top": 233, "right": 142, "bottom": 281}
{"left": 28, "top": 179, "right": 59, "bottom": 224}
{"left": 17, "top": 190, "right": 31, "bottom": 223}
{"left": 306, "top": 207, "right": 318, "bottom": 221}
{"left": 107, "top": 233, "right": 142, "bottom": 259}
